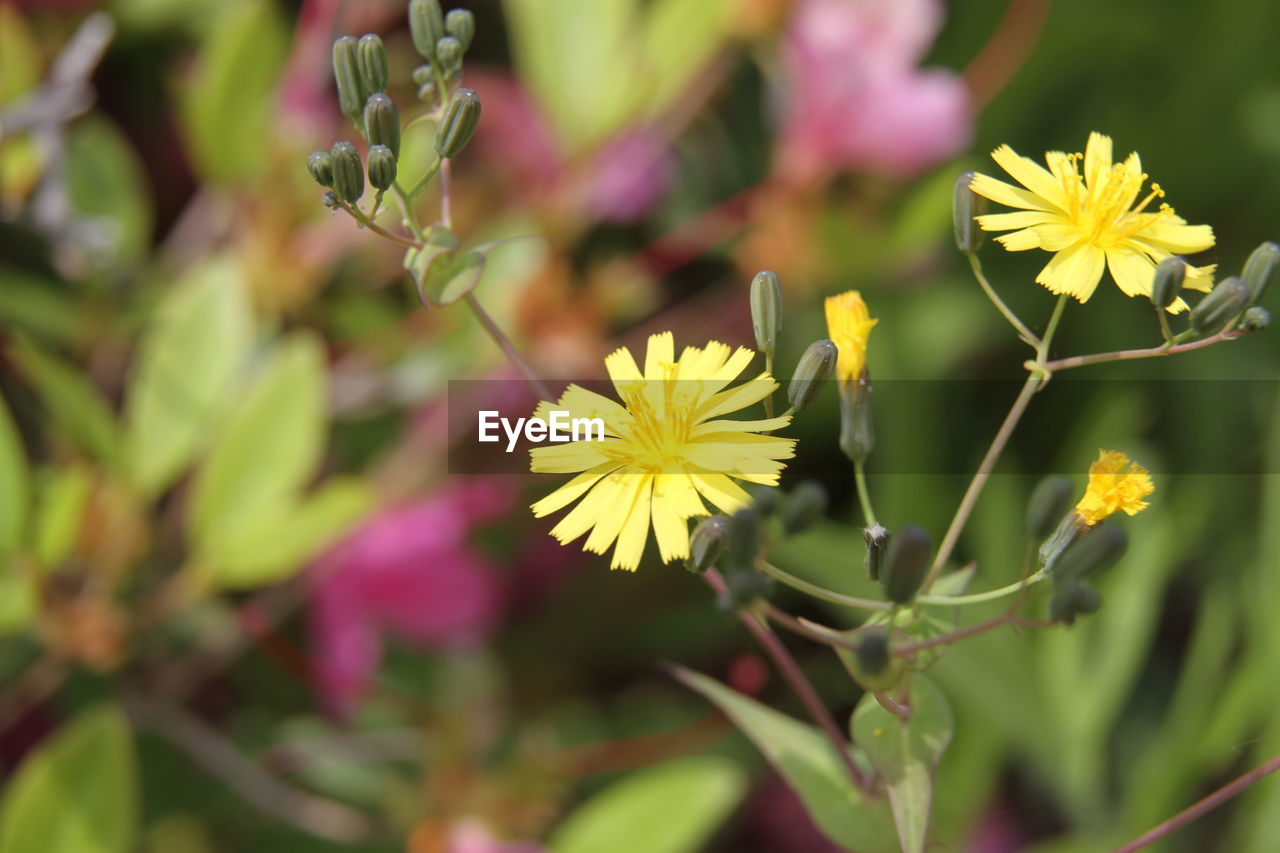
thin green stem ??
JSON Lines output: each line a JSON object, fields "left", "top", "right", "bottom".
{"left": 404, "top": 156, "right": 442, "bottom": 200}
{"left": 853, "top": 460, "right": 878, "bottom": 528}
{"left": 763, "top": 353, "right": 775, "bottom": 418}
{"left": 339, "top": 203, "right": 420, "bottom": 249}
{"left": 917, "top": 569, "right": 1048, "bottom": 606}
{"left": 1042, "top": 328, "right": 1241, "bottom": 372}
{"left": 463, "top": 293, "right": 553, "bottom": 400}
{"left": 967, "top": 251, "right": 1039, "bottom": 348}
{"left": 1156, "top": 307, "right": 1175, "bottom": 344}
{"left": 440, "top": 158, "right": 454, "bottom": 229}
{"left": 756, "top": 560, "right": 892, "bottom": 611}
{"left": 390, "top": 184, "right": 426, "bottom": 242}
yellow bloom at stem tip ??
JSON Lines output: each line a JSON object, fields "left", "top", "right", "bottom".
{"left": 970, "top": 132, "right": 1215, "bottom": 312}
{"left": 1074, "top": 449, "right": 1154, "bottom": 526}
{"left": 824, "top": 291, "right": 877, "bottom": 382}
{"left": 529, "top": 332, "right": 795, "bottom": 571}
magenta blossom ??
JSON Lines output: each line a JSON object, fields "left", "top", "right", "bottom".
{"left": 308, "top": 481, "right": 512, "bottom": 713}
{"left": 776, "top": 0, "right": 972, "bottom": 184}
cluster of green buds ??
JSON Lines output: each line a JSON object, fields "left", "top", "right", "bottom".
{"left": 1150, "top": 241, "right": 1278, "bottom": 340}
{"left": 409, "top": 0, "right": 474, "bottom": 106}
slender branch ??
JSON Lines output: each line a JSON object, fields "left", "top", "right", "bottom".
{"left": 440, "top": 158, "right": 454, "bottom": 229}
{"left": 1042, "top": 328, "right": 1242, "bottom": 372}
{"left": 894, "top": 612, "right": 1049, "bottom": 656}
{"left": 853, "top": 460, "right": 879, "bottom": 528}
{"left": 463, "top": 293, "right": 554, "bottom": 400}
{"left": 967, "top": 252, "right": 1039, "bottom": 347}
{"left": 124, "top": 694, "right": 373, "bottom": 843}
{"left": 763, "top": 353, "right": 775, "bottom": 419}
{"left": 873, "top": 690, "right": 912, "bottom": 721}
{"left": 756, "top": 560, "right": 893, "bottom": 611}
{"left": 1112, "top": 752, "right": 1280, "bottom": 853}
{"left": 761, "top": 602, "right": 857, "bottom": 650}
{"left": 339, "top": 203, "right": 420, "bottom": 248}
{"left": 392, "top": 183, "right": 427, "bottom": 241}
{"left": 404, "top": 155, "right": 441, "bottom": 200}
{"left": 917, "top": 569, "right": 1048, "bottom": 607}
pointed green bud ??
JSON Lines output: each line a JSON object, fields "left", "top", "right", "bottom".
{"left": 1150, "top": 256, "right": 1185, "bottom": 310}
{"left": 367, "top": 145, "right": 397, "bottom": 191}
{"left": 408, "top": 0, "right": 445, "bottom": 60}
{"left": 445, "top": 8, "right": 475, "bottom": 51}
{"left": 1242, "top": 241, "right": 1280, "bottom": 305}
{"left": 1241, "top": 306, "right": 1270, "bottom": 333}
{"left": 1049, "top": 582, "right": 1101, "bottom": 626}
{"left": 881, "top": 524, "right": 931, "bottom": 604}
{"left": 686, "top": 515, "right": 728, "bottom": 574}
{"left": 1038, "top": 510, "right": 1086, "bottom": 571}
{"left": 1053, "top": 523, "right": 1127, "bottom": 586}
{"left": 363, "top": 93, "right": 401, "bottom": 159}
{"left": 846, "top": 626, "right": 903, "bottom": 691}
{"left": 722, "top": 508, "right": 762, "bottom": 573}
{"left": 750, "top": 271, "right": 782, "bottom": 359}
{"left": 953, "top": 171, "right": 988, "bottom": 253}
{"left": 837, "top": 371, "right": 874, "bottom": 463}
{"left": 332, "top": 36, "right": 364, "bottom": 120}
{"left": 1026, "top": 476, "right": 1074, "bottom": 540}
{"left": 1190, "top": 276, "right": 1249, "bottom": 335}
{"left": 435, "top": 87, "right": 482, "bottom": 158}
{"left": 307, "top": 150, "right": 334, "bottom": 187}
{"left": 435, "top": 36, "right": 463, "bottom": 70}
{"left": 356, "top": 34, "right": 389, "bottom": 95}
{"left": 787, "top": 339, "right": 836, "bottom": 412}
{"left": 780, "top": 481, "right": 827, "bottom": 536}
{"left": 329, "top": 141, "right": 364, "bottom": 203}
{"left": 412, "top": 64, "right": 435, "bottom": 86}
{"left": 863, "top": 523, "right": 889, "bottom": 582}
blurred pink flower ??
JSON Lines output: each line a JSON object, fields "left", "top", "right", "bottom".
{"left": 309, "top": 481, "right": 512, "bottom": 712}
{"left": 470, "top": 72, "right": 674, "bottom": 224}
{"left": 776, "top": 0, "right": 972, "bottom": 184}
{"left": 449, "top": 821, "right": 547, "bottom": 853}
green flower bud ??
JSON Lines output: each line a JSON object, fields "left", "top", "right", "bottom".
{"left": 1150, "top": 256, "right": 1185, "bottom": 311}
{"left": 787, "top": 339, "right": 837, "bottom": 412}
{"left": 329, "top": 141, "right": 364, "bottom": 203}
{"left": 686, "top": 515, "right": 728, "bottom": 574}
{"left": 356, "top": 34, "right": 389, "bottom": 95}
{"left": 750, "top": 270, "right": 782, "bottom": 359}
{"left": 749, "top": 484, "right": 781, "bottom": 517}
{"left": 863, "top": 523, "right": 889, "bottom": 582}
{"left": 780, "top": 481, "right": 827, "bottom": 536}
{"left": 846, "top": 626, "right": 903, "bottom": 692}
{"left": 367, "top": 144, "right": 397, "bottom": 191}
{"left": 722, "top": 508, "right": 762, "bottom": 573}
{"left": 1037, "top": 510, "right": 1086, "bottom": 571}
{"left": 1049, "top": 582, "right": 1101, "bottom": 626}
{"left": 332, "top": 36, "right": 364, "bottom": 120}
{"left": 881, "top": 524, "right": 931, "bottom": 604}
{"left": 837, "top": 371, "right": 874, "bottom": 463}
{"left": 1241, "top": 306, "right": 1271, "bottom": 333}
{"left": 1190, "top": 276, "right": 1249, "bottom": 336}
{"left": 363, "top": 92, "right": 401, "bottom": 159}
{"left": 412, "top": 64, "right": 435, "bottom": 86}
{"left": 445, "top": 8, "right": 475, "bottom": 51}
{"left": 435, "top": 35, "right": 463, "bottom": 70}
{"left": 1242, "top": 241, "right": 1280, "bottom": 305}
{"left": 306, "top": 150, "right": 334, "bottom": 187}
{"left": 953, "top": 171, "right": 988, "bottom": 253}
{"left": 408, "top": 0, "right": 445, "bottom": 60}
{"left": 435, "top": 87, "right": 482, "bottom": 158}
{"left": 1053, "top": 523, "right": 1127, "bottom": 586}
{"left": 1026, "top": 476, "right": 1074, "bottom": 540}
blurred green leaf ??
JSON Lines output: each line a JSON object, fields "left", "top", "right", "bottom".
{"left": 851, "top": 675, "right": 953, "bottom": 853}
{"left": 673, "top": 666, "right": 899, "bottom": 852}
{"left": 0, "top": 391, "right": 29, "bottom": 554}
{"left": 32, "top": 465, "right": 92, "bottom": 569}
{"left": 548, "top": 755, "right": 746, "bottom": 853}
{"left": 420, "top": 250, "right": 485, "bottom": 306}
{"left": 0, "top": 4, "right": 41, "bottom": 105}
{"left": 10, "top": 337, "right": 120, "bottom": 466}
{"left": 64, "top": 116, "right": 153, "bottom": 265}
{"left": 180, "top": 0, "right": 288, "bottom": 183}
{"left": 639, "top": 0, "right": 733, "bottom": 117}
{"left": 122, "top": 257, "right": 252, "bottom": 496}
{"left": 0, "top": 268, "right": 81, "bottom": 342}
{"left": 0, "top": 703, "right": 138, "bottom": 853}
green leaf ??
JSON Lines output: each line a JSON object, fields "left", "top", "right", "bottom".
{"left": 64, "top": 116, "right": 153, "bottom": 265}
{"left": 0, "top": 703, "right": 138, "bottom": 853}
{"left": 419, "top": 250, "right": 485, "bottom": 307}
{"left": 548, "top": 755, "right": 746, "bottom": 853}
{"left": 179, "top": 0, "right": 288, "bottom": 183}
{"left": 0, "top": 392, "right": 29, "bottom": 554}
{"left": 10, "top": 337, "right": 120, "bottom": 466}
{"left": 850, "top": 675, "right": 953, "bottom": 853}
{"left": 189, "top": 333, "right": 325, "bottom": 556}
{"left": 122, "top": 257, "right": 252, "bottom": 496}
{"left": 32, "top": 466, "right": 93, "bottom": 569}
{"left": 203, "top": 478, "right": 372, "bottom": 589}
{"left": 673, "top": 666, "right": 899, "bottom": 853}
{"left": 0, "top": 268, "right": 82, "bottom": 342}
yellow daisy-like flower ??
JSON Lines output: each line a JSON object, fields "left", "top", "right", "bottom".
{"left": 824, "top": 291, "right": 877, "bottom": 383}
{"left": 529, "top": 332, "right": 795, "bottom": 571}
{"left": 970, "top": 132, "right": 1215, "bottom": 311}
{"left": 1074, "top": 449, "right": 1154, "bottom": 526}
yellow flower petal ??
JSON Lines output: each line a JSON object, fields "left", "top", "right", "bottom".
{"left": 611, "top": 476, "right": 654, "bottom": 570}
{"left": 1037, "top": 244, "right": 1105, "bottom": 302}
{"left": 991, "top": 145, "right": 1069, "bottom": 211}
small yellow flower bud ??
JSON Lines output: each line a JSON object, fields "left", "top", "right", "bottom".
{"left": 787, "top": 339, "right": 837, "bottom": 411}
{"left": 823, "top": 291, "right": 876, "bottom": 385}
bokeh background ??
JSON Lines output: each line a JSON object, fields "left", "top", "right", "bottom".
{"left": 2, "top": 0, "right": 1279, "bottom": 851}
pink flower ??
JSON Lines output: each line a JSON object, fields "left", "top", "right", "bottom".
{"left": 448, "top": 821, "right": 547, "bottom": 853}
{"left": 308, "top": 481, "right": 512, "bottom": 713}
{"left": 776, "top": 0, "right": 972, "bottom": 184}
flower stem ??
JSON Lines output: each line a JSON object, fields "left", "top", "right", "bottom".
{"left": 756, "top": 560, "right": 892, "bottom": 611}
{"left": 390, "top": 184, "right": 426, "bottom": 242}
{"left": 967, "top": 251, "right": 1039, "bottom": 348}
{"left": 853, "top": 459, "right": 878, "bottom": 528}
{"left": 463, "top": 292, "right": 553, "bottom": 401}
{"left": 403, "top": 156, "right": 442, "bottom": 201}
{"left": 763, "top": 353, "right": 775, "bottom": 419}
{"left": 1041, "top": 328, "right": 1241, "bottom": 372}
{"left": 917, "top": 569, "right": 1048, "bottom": 606}
{"left": 340, "top": 203, "right": 420, "bottom": 249}
{"left": 440, "top": 158, "right": 454, "bottom": 229}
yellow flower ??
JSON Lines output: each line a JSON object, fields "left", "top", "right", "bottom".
{"left": 1074, "top": 449, "right": 1154, "bottom": 526}
{"left": 529, "top": 332, "right": 795, "bottom": 571}
{"left": 970, "top": 132, "right": 1215, "bottom": 311}
{"left": 824, "top": 291, "right": 877, "bottom": 383}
